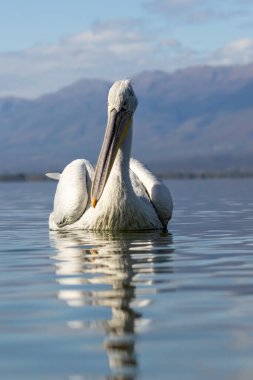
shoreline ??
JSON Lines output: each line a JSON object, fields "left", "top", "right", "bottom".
{"left": 1, "top": 171, "right": 253, "bottom": 182}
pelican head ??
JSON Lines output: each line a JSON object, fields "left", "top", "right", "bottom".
{"left": 91, "top": 80, "right": 138, "bottom": 207}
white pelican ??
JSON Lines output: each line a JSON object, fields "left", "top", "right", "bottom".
{"left": 47, "top": 80, "right": 173, "bottom": 231}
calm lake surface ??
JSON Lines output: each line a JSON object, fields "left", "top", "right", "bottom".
{"left": 1, "top": 179, "right": 253, "bottom": 379}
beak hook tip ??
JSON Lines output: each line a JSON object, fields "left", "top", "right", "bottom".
{"left": 92, "top": 198, "right": 97, "bottom": 208}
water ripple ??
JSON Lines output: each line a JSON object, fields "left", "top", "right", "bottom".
{"left": 1, "top": 180, "right": 253, "bottom": 379}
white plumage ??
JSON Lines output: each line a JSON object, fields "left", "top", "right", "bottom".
{"left": 47, "top": 80, "right": 173, "bottom": 231}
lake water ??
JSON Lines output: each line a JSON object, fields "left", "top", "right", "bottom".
{"left": 1, "top": 179, "right": 253, "bottom": 379}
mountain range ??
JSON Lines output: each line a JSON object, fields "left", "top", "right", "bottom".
{"left": 1, "top": 63, "right": 253, "bottom": 174}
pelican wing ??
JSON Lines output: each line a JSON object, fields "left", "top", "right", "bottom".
{"left": 130, "top": 158, "right": 173, "bottom": 228}
{"left": 52, "top": 159, "right": 94, "bottom": 227}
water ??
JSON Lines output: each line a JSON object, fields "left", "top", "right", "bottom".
{"left": 1, "top": 179, "right": 253, "bottom": 379}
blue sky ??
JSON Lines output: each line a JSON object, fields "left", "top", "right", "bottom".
{"left": 1, "top": 0, "right": 253, "bottom": 97}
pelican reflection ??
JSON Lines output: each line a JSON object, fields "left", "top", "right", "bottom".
{"left": 50, "top": 231, "right": 173, "bottom": 377}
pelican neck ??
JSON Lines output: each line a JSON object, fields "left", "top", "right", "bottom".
{"left": 111, "top": 123, "right": 133, "bottom": 179}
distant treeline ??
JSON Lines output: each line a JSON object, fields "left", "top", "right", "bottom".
{"left": 159, "top": 170, "right": 253, "bottom": 179}
{"left": 0, "top": 174, "right": 50, "bottom": 182}
{"left": 1, "top": 171, "right": 253, "bottom": 182}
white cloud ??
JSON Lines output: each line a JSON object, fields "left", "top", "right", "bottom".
{"left": 0, "top": 18, "right": 253, "bottom": 98}
{"left": 224, "top": 38, "right": 253, "bottom": 52}
{"left": 0, "top": 20, "right": 187, "bottom": 97}
{"left": 143, "top": 0, "right": 250, "bottom": 23}
{"left": 210, "top": 38, "right": 253, "bottom": 66}
{"left": 159, "top": 38, "right": 182, "bottom": 47}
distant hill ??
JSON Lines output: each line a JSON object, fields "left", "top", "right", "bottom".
{"left": 1, "top": 64, "right": 253, "bottom": 173}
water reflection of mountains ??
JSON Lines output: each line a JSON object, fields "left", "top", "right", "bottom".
{"left": 50, "top": 231, "right": 174, "bottom": 378}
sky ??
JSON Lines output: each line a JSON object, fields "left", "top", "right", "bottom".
{"left": 1, "top": 0, "right": 253, "bottom": 97}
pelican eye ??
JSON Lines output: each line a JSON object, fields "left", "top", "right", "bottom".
{"left": 122, "top": 100, "right": 128, "bottom": 111}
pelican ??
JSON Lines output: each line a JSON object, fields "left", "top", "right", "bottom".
{"left": 47, "top": 80, "right": 173, "bottom": 231}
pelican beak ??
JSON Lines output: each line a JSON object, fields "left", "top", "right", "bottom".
{"left": 91, "top": 109, "right": 132, "bottom": 207}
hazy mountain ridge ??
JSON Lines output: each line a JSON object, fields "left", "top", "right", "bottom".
{"left": 1, "top": 64, "right": 253, "bottom": 173}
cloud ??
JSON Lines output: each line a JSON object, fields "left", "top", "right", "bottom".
{"left": 0, "top": 18, "right": 253, "bottom": 98}
{"left": 209, "top": 38, "right": 253, "bottom": 66}
{"left": 0, "top": 20, "right": 188, "bottom": 98}
{"left": 143, "top": 0, "right": 250, "bottom": 23}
